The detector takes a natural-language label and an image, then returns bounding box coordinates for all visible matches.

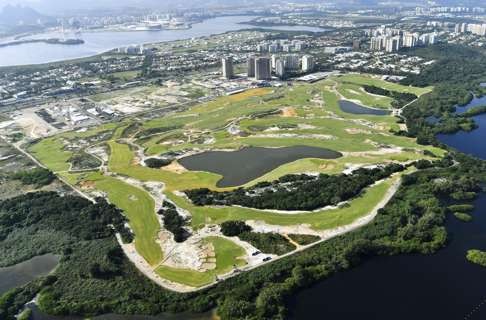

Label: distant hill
[0,4,53,27]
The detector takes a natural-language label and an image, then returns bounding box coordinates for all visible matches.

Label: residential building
[255,57,272,80]
[247,56,256,78]
[275,59,286,78]
[222,57,234,80]
[302,55,315,72]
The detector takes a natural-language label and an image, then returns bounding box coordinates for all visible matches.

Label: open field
[26,73,443,290]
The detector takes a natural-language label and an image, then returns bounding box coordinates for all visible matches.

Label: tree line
[185,164,405,211]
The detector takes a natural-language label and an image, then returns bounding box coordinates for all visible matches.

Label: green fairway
[29,138,73,172]
[337,82,393,109]
[88,173,163,266]
[155,236,246,287]
[336,74,433,96]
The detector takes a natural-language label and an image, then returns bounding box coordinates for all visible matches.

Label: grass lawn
[337,82,393,109]
[88,172,163,266]
[155,236,246,287]
[29,138,73,172]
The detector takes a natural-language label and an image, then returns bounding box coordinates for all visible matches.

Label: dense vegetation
[453,212,472,222]
[0,192,133,267]
[220,220,295,255]
[11,168,55,187]
[185,164,405,211]
[239,232,296,256]
[69,152,102,171]
[448,204,474,212]
[461,105,486,117]
[220,220,252,237]
[466,249,486,267]
[362,84,417,108]
[144,158,172,168]
[400,44,486,143]
[157,202,189,242]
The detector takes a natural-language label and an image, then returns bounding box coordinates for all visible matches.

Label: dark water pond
[289,192,486,320]
[0,254,59,295]
[179,146,342,187]
[338,100,390,116]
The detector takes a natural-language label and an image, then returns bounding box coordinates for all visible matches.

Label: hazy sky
[0,0,214,13]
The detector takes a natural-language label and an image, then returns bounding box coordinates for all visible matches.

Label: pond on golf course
[179,146,342,187]
[338,100,390,116]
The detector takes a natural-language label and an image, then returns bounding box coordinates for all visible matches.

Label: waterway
[0,254,59,295]
[437,96,486,159]
[0,16,325,67]
[338,100,390,116]
[289,96,486,320]
[178,146,342,187]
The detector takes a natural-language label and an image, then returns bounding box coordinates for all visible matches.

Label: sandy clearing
[281,107,297,117]
[346,128,373,135]
[162,161,188,174]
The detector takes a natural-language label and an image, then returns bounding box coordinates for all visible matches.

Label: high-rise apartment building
[222,57,234,80]
[247,56,256,78]
[301,55,315,72]
[255,57,272,81]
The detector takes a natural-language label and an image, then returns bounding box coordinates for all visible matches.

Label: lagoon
[0,16,325,67]
[0,254,59,295]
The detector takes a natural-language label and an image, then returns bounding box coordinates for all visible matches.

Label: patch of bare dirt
[281,107,297,117]
[162,161,188,174]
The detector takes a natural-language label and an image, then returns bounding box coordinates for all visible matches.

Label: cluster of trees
[239,232,295,256]
[11,168,55,187]
[157,202,189,242]
[399,44,486,144]
[186,164,405,211]
[362,85,417,107]
[144,158,172,168]
[461,105,486,117]
[220,220,252,237]
[453,212,472,222]
[466,250,486,267]
[0,192,133,267]
[69,152,102,171]
[220,220,295,255]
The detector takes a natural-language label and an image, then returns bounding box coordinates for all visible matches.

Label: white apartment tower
[302,55,315,72]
